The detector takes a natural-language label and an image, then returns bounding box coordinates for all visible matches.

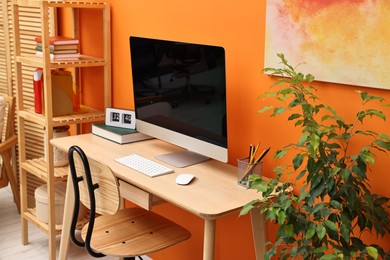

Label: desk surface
[51,134,264,219]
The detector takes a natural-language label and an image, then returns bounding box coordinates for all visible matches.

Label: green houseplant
[241,54,390,259]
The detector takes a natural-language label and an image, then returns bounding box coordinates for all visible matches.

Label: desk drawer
[118,180,163,210]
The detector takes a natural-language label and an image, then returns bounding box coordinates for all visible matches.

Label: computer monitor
[130,36,227,167]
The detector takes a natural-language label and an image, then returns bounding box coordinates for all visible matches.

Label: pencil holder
[237,157,262,187]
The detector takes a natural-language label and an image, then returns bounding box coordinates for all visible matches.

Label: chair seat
[81,207,191,257]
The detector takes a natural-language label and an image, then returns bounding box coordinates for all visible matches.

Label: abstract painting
[264,0,390,90]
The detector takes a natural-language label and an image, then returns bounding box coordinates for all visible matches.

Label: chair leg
[2,151,20,213]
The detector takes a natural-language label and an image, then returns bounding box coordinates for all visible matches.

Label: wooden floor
[0,185,151,260]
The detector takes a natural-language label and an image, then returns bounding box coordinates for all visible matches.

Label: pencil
[256,147,270,164]
[240,147,271,182]
[249,144,253,163]
[249,143,260,163]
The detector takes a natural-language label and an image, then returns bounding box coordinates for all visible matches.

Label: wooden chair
[0,94,20,213]
[68,145,191,259]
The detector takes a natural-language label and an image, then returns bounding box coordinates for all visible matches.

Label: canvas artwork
[264,0,390,90]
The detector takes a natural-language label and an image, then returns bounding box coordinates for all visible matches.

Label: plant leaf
[240,200,258,216]
[321,114,331,122]
[275,149,287,160]
[361,153,375,165]
[316,225,326,240]
[298,191,309,203]
[296,169,307,180]
[379,133,390,140]
[306,227,315,239]
[298,134,309,146]
[306,74,315,82]
[293,154,304,170]
[288,113,301,120]
[330,200,341,210]
[325,220,338,231]
[359,90,384,102]
[272,107,287,116]
[374,140,390,151]
[374,197,389,206]
[340,224,350,243]
[277,211,286,224]
[258,106,273,114]
[352,159,367,179]
[366,246,378,259]
[285,224,294,237]
[313,246,327,254]
[310,134,320,155]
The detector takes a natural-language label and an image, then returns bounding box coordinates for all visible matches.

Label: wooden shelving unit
[12,1,111,259]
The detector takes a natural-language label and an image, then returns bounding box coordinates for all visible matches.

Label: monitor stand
[155,150,209,168]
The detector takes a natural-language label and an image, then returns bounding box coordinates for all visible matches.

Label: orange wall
[75,0,390,258]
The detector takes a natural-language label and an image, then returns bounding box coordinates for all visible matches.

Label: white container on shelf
[44,125,70,166]
[35,182,87,224]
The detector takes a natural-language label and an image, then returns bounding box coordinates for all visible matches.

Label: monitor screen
[130,36,227,167]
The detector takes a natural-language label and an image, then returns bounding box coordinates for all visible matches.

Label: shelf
[18,106,105,127]
[16,55,106,69]
[21,158,68,181]
[14,0,108,9]
[23,208,63,235]
[24,208,89,234]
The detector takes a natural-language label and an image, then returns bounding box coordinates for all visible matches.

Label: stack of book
[35,36,80,60]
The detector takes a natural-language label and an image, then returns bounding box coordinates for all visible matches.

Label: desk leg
[250,209,267,259]
[203,219,216,260]
[58,175,75,260]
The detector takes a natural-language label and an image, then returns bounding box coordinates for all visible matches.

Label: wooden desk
[52,134,267,260]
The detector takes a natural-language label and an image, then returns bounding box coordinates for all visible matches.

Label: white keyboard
[115,154,174,177]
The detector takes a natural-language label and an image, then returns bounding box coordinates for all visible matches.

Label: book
[36,46,78,54]
[35,51,81,60]
[36,42,79,51]
[33,68,43,114]
[35,36,79,45]
[92,122,152,144]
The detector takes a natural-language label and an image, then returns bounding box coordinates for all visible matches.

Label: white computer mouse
[176,173,195,185]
